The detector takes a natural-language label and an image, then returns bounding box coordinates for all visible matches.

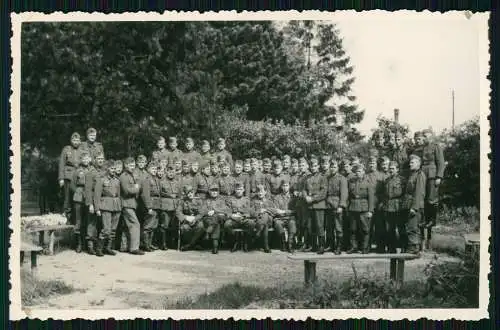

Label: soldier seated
[176,185,205,251]
[203,184,229,254]
[225,182,255,252]
[250,185,274,253]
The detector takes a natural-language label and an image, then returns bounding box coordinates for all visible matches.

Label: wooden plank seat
[21,242,43,272]
[288,253,420,286]
[24,224,74,255]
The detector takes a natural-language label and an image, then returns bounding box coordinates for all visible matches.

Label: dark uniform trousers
[407,209,424,248]
[99,211,121,242]
[349,211,372,250]
[63,179,73,214]
[309,209,325,237]
[203,214,224,240]
[385,211,404,251]
[73,202,86,236]
[122,208,141,251]
[273,215,297,236]
[325,210,343,248]
[143,210,159,236]
[224,217,256,233]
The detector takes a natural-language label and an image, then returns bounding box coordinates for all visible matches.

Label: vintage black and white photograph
[10,11,489,320]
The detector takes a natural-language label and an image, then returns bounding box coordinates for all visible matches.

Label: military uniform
[392,147,409,174]
[250,196,274,252]
[249,170,266,197]
[266,173,291,196]
[402,169,426,253]
[421,140,445,227]
[58,144,82,214]
[69,164,91,252]
[141,172,161,251]
[233,172,251,197]
[199,151,214,165]
[325,172,348,253]
[295,170,311,249]
[183,150,201,165]
[303,171,328,252]
[366,170,388,252]
[213,150,233,168]
[217,174,236,198]
[203,194,230,253]
[85,164,107,247]
[271,191,297,251]
[152,149,170,163]
[94,172,121,255]
[158,176,180,249]
[347,175,375,253]
[80,141,104,165]
[381,174,405,252]
[225,194,255,251]
[195,174,214,198]
[176,194,205,250]
[166,149,183,166]
[119,170,142,253]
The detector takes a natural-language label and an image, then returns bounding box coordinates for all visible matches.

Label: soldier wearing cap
[80,127,105,165]
[402,154,426,255]
[347,163,375,254]
[151,136,169,163]
[196,162,213,199]
[381,160,405,253]
[341,158,355,182]
[320,155,331,175]
[303,157,328,254]
[179,159,194,189]
[249,158,266,198]
[270,179,297,252]
[233,160,250,197]
[157,165,180,250]
[262,158,273,180]
[250,184,274,253]
[183,137,201,165]
[213,138,233,168]
[166,136,183,166]
[225,182,254,252]
[119,157,144,255]
[209,158,220,178]
[85,151,107,253]
[295,157,311,250]
[58,132,83,217]
[70,150,92,254]
[243,159,252,175]
[282,155,292,175]
[203,183,229,254]
[176,185,206,251]
[216,161,235,199]
[134,155,149,249]
[325,159,348,254]
[199,140,214,165]
[266,159,290,196]
[93,160,121,256]
[366,156,388,253]
[140,162,162,252]
[372,130,389,158]
[391,132,409,175]
[289,158,300,191]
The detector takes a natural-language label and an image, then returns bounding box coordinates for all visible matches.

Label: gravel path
[23,247,460,310]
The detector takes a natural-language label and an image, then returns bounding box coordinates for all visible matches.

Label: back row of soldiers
[59,127,445,256]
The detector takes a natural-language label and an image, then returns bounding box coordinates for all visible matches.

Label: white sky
[330,12,487,136]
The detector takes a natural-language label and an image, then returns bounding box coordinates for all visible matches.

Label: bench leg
[31,251,38,273]
[390,259,397,280]
[39,231,45,247]
[304,260,317,286]
[48,231,55,255]
[20,251,24,265]
[390,259,405,286]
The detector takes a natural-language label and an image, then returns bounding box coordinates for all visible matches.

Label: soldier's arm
[367,184,376,213]
[412,172,427,210]
[435,144,445,178]
[93,177,103,212]
[69,170,78,193]
[141,178,153,210]
[58,147,67,181]
[311,176,328,203]
[84,170,95,206]
[120,174,139,196]
[194,201,205,222]
[340,177,348,208]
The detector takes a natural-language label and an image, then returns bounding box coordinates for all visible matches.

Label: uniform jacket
[421,142,445,179]
[232,173,250,197]
[133,168,148,192]
[366,170,388,207]
[218,174,236,196]
[152,149,169,162]
[326,172,348,209]
[249,171,266,196]
[159,177,180,211]
[294,171,311,197]
[304,172,328,209]
[289,174,299,193]
[271,193,296,217]
[94,174,121,212]
[58,145,82,180]
[175,198,204,223]
[183,150,201,164]
[348,176,375,213]
[226,196,252,217]
[198,151,214,165]
[70,165,91,203]
[204,197,230,216]
[166,149,183,165]
[382,175,405,212]
[196,174,214,197]
[266,173,291,195]
[80,141,104,164]
[179,174,195,191]
[85,165,106,207]
[250,197,275,218]
[120,171,141,209]
[403,170,426,210]
[391,147,408,169]
[141,173,162,210]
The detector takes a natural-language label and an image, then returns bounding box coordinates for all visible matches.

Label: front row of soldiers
[67,146,427,256]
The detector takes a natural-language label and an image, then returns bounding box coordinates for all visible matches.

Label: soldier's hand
[337,207,343,214]
[148,209,154,215]
[208,210,215,216]
[59,180,64,187]
[293,191,299,197]
[89,205,94,214]
[435,178,442,186]
[96,210,101,216]
[409,208,416,216]
[134,183,140,189]
[305,196,312,203]
[366,212,373,218]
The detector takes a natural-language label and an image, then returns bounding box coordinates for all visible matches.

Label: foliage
[21,270,75,306]
[371,114,412,146]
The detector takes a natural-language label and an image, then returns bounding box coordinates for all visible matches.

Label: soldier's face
[137,160,146,169]
[251,161,258,171]
[235,187,244,197]
[182,164,190,174]
[211,166,220,175]
[115,164,123,174]
[148,167,158,176]
[209,190,219,198]
[167,169,175,179]
[174,161,181,169]
[424,133,432,142]
[234,164,243,174]
[186,141,194,150]
[343,164,351,173]
[157,139,166,149]
[368,161,377,172]
[81,156,91,166]
[186,191,195,199]
[282,183,290,193]
[330,163,339,174]
[388,137,396,147]
[257,189,266,199]
[377,136,385,147]
[217,142,225,150]
[321,162,329,172]
[87,132,96,142]
[283,159,291,168]
[222,166,231,175]
[310,163,319,173]
[125,162,135,172]
[243,164,251,172]
[396,136,403,147]
[389,164,399,176]
[201,144,210,153]
[202,167,211,175]
[71,137,81,147]
[274,165,283,175]
[96,156,105,167]
[409,158,420,170]
[299,162,307,173]
[355,168,365,178]
[415,136,425,146]
[108,166,116,176]
[381,160,390,172]
[157,169,164,178]
[263,163,271,173]
[291,163,299,173]
[191,163,199,173]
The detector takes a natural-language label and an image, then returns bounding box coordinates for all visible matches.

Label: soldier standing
[270,179,297,252]
[218,162,236,200]
[325,160,348,254]
[85,152,106,253]
[233,160,250,197]
[166,137,183,166]
[151,136,169,163]
[365,156,388,253]
[225,182,254,252]
[303,157,328,254]
[119,157,144,255]
[157,166,179,250]
[347,164,375,254]
[183,137,201,165]
[80,127,105,166]
[140,162,161,252]
[58,132,82,218]
[93,160,121,256]
[213,138,233,168]
[392,132,409,176]
[296,157,311,251]
[381,161,405,253]
[196,162,213,199]
[199,140,213,165]
[249,158,266,198]
[282,155,292,175]
[70,151,92,253]
[402,155,426,255]
[266,160,290,196]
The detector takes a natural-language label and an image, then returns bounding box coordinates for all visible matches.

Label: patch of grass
[21,271,76,306]
[435,206,480,236]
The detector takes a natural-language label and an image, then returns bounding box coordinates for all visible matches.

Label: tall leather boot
[361,233,370,254]
[159,229,167,250]
[87,240,96,255]
[104,238,116,255]
[334,235,342,255]
[231,231,240,253]
[212,239,219,254]
[301,232,312,252]
[317,236,325,255]
[142,232,152,252]
[149,231,158,250]
[74,234,82,253]
[242,232,249,252]
[280,234,287,252]
[347,234,358,254]
[263,228,271,253]
[287,234,295,253]
[181,228,205,251]
[95,239,104,257]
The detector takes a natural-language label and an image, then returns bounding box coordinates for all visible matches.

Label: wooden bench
[288,253,420,286]
[21,242,43,272]
[25,224,74,255]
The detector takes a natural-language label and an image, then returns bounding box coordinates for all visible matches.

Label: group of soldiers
[57,126,445,257]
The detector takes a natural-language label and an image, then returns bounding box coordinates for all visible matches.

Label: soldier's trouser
[99,211,121,242]
[296,203,309,241]
[159,211,174,230]
[73,202,86,236]
[255,214,271,248]
[406,209,424,249]
[425,178,440,226]
[181,221,205,246]
[86,212,99,241]
[325,210,343,248]
[349,211,372,250]
[122,208,141,251]
[385,211,404,251]
[63,179,72,213]
[143,210,159,235]
[274,216,297,236]
[204,215,223,240]
[309,209,325,237]
[373,210,386,249]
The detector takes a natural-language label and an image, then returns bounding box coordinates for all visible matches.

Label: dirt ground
[23,246,460,310]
